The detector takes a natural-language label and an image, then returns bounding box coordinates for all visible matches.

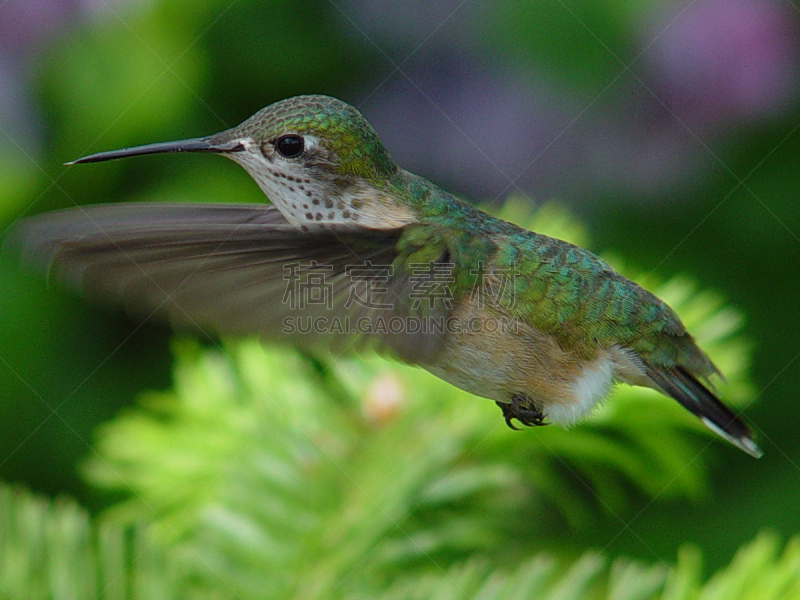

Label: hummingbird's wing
[8,202,449,362]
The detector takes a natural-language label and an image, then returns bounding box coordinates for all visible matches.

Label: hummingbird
[10,95,761,458]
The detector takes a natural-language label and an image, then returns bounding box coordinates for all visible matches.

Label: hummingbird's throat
[228,147,416,231]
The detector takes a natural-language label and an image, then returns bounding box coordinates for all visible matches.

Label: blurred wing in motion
[8,202,446,362]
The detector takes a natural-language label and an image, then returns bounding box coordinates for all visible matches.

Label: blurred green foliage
[1,0,799,592]
[4,481,800,599]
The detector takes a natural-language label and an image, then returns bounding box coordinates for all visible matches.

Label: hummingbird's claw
[504,413,521,431]
[497,396,548,429]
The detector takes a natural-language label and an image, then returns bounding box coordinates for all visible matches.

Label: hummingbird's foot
[498,395,548,430]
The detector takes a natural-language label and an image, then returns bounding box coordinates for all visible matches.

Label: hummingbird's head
[225,95,397,182]
[213,95,415,229]
[69,95,416,231]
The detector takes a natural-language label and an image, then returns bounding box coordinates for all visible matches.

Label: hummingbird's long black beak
[65,136,246,165]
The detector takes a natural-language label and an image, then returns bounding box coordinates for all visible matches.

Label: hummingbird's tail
[645,365,762,458]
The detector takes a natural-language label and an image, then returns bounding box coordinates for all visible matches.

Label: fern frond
[358,533,800,600]
[0,484,232,600]
[5,479,796,600]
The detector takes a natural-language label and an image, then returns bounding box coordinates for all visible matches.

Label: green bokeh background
[1,0,798,576]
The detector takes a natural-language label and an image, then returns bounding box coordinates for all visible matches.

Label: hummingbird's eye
[275,135,304,159]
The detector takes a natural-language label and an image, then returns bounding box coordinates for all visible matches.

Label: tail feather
[645,365,762,458]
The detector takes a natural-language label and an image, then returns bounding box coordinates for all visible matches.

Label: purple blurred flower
[357,59,588,203]
[0,0,83,57]
[0,0,84,153]
[644,0,800,126]
[334,0,490,59]
[344,0,800,204]
[0,0,138,153]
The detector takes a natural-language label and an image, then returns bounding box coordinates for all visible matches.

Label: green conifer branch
[3,485,798,600]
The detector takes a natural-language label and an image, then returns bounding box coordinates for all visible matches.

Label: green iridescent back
[485,216,716,374]
[394,179,717,376]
